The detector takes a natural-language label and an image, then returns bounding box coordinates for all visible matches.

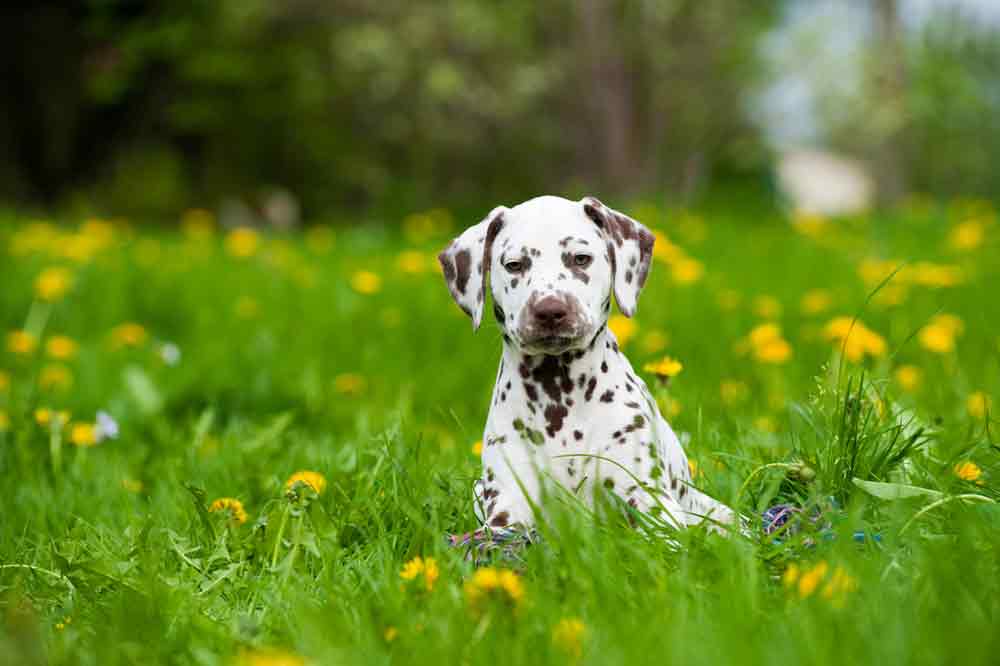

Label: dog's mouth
[522,334,579,354]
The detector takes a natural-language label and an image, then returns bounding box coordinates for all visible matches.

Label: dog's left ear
[438,206,507,330]
[581,197,655,317]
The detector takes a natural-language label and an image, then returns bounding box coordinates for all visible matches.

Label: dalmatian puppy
[438,195,734,532]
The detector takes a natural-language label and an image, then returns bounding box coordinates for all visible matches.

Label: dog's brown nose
[533,296,570,329]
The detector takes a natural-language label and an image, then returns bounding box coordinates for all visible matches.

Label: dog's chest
[486,342,662,481]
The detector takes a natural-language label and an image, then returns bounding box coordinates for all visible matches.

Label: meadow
[1,197,998,665]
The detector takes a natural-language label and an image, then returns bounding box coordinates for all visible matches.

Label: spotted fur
[439,195,735,533]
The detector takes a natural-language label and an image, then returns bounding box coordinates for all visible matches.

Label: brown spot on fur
[490,511,510,527]
[573,430,583,440]
[600,390,614,403]
[454,249,472,294]
[585,377,597,401]
[532,355,573,403]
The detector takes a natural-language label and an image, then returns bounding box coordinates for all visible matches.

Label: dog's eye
[504,260,524,273]
[573,254,593,268]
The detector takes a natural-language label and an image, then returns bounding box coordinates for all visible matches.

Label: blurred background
[2,0,998,223]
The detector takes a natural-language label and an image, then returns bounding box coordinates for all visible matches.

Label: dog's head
[438,195,654,355]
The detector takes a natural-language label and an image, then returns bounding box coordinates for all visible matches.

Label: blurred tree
[0,0,778,219]
[903,8,1000,197]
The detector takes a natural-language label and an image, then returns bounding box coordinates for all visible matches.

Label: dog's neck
[499,323,624,384]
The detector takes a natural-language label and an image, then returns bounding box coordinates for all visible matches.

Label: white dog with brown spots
[439,195,734,532]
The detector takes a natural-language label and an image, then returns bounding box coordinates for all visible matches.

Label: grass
[1,199,998,665]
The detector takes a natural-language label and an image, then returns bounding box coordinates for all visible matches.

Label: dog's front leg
[474,432,544,530]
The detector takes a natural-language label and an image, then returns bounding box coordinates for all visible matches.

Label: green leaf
[852,478,944,500]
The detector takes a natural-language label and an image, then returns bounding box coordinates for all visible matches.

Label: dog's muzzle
[519,294,586,352]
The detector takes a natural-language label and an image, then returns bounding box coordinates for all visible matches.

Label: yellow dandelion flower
[744,323,792,364]
[69,422,97,447]
[39,364,73,391]
[0,410,9,432]
[498,569,524,603]
[7,330,37,355]
[949,219,985,251]
[908,262,964,288]
[872,283,909,308]
[121,478,144,493]
[797,561,829,598]
[953,461,982,482]
[464,566,523,608]
[45,335,78,360]
[652,231,685,264]
[792,212,829,236]
[423,557,439,591]
[608,314,637,347]
[400,556,425,581]
[234,648,306,666]
[180,208,215,239]
[754,416,777,433]
[755,337,792,364]
[640,330,669,354]
[931,313,965,335]
[752,295,782,320]
[917,314,963,354]
[893,365,922,392]
[967,392,991,419]
[918,325,954,353]
[782,563,800,588]
[333,373,366,395]
[800,289,833,315]
[821,566,857,607]
[472,440,483,456]
[748,323,782,348]
[396,250,428,274]
[225,227,260,258]
[0,370,10,392]
[552,618,586,659]
[208,497,248,525]
[470,567,500,591]
[285,470,327,495]
[34,267,74,302]
[671,258,704,285]
[350,271,382,295]
[720,379,749,405]
[383,626,399,643]
[823,317,886,362]
[110,323,148,349]
[643,356,683,379]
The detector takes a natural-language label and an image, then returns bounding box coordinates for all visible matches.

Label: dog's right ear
[438,206,507,330]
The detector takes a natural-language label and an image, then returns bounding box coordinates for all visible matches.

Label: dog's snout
[532,296,570,328]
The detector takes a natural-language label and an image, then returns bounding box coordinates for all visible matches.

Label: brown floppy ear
[437,206,507,330]
[580,197,655,317]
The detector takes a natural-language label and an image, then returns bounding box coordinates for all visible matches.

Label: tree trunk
[576,0,637,193]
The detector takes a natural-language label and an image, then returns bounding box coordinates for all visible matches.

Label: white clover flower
[95,411,119,442]
[159,342,181,366]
